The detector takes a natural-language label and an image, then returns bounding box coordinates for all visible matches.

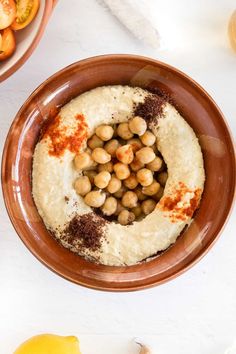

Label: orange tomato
[11,0,40,30]
[0,27,16,61]
[0,0,16,30]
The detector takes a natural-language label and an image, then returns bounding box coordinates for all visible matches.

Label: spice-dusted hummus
[32,85,205,266]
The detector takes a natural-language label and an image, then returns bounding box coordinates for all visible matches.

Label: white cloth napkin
[101,0,161,48]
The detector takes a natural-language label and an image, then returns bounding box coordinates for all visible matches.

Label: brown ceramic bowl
[0,0,57,83]
[2,55,236,291]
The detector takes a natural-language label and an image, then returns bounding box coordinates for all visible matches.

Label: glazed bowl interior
[2,55,235,291]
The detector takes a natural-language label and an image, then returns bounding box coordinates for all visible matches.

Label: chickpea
[140,130,156,146]
[142,180,160,196]
[130,157,144,172]
[92,148,111,164]
[107,175,122,194]
[74,152,94,171]
[98,161,113,173]
[83,170,97,184]
[142,199,156,215]
[85,160,98,171]
[104,139,120,157]
[74,176,91,196]
[118,210,135,225]
[157,172,168,186]
[132,203,142,218]
[86,162,98,171]
[102,196,117,216]
[116,144,134,164]
[113,185,127,199]
[114,162,130,180]
[127,138,143,153]
[84,190,106,208]
[146,156,163,172]
[124,173,138,189]
[94,171,111,189]
[135,186,148,201]
[117,122,134,140]
[136,147,155,164]
[87,134,104,149]
[114,200,126,215]
[153,186,164,201]
[136,168,153,186]
[122,191,138,208]
[95,124,114,141]
[129,116,147,136]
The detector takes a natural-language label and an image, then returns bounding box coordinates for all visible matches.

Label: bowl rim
[2,54,236,292]
[0,0,55,84]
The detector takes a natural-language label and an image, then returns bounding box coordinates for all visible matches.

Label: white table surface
[0,1,236,353]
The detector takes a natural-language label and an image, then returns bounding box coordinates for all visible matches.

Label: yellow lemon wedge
[14,334,81,354]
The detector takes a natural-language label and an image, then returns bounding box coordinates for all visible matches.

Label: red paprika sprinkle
[42,114,88,157]
[159,182,202,222]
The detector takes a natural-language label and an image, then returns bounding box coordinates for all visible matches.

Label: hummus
[32,85,205,266]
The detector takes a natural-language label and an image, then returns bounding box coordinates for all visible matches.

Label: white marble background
[0,0,236,353]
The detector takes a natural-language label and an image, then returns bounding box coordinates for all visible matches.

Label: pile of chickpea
[73,116,168,226]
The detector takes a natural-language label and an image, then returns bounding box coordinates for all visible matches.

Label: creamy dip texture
[32,85,205,266]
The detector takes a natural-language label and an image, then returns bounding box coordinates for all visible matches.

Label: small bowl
[2,55,235,291]
[0,0,56,83]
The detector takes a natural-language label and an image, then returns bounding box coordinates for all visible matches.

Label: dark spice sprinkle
[61,213,107,252]
[73,201,78,208]
[134,94,165,125]
[147,86,177,108]
[64,196,69,202]
[133,87,178,126]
